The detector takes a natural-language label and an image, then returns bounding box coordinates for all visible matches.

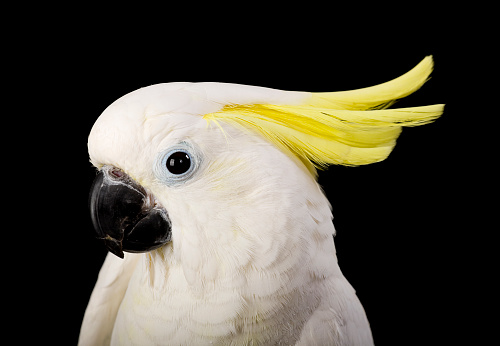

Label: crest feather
[203,56,444,168]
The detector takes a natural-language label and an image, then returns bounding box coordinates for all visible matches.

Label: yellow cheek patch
[203,56,444,168]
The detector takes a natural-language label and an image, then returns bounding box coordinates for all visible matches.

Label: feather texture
[79,253,140,345]
[204,56,444,167]
[83,58,444,345]
[310,55,437,110]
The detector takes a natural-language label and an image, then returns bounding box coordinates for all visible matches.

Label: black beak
[89,166,172,258]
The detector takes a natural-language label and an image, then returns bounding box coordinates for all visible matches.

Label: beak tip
[114,250,125,259]
[103,237,125,259]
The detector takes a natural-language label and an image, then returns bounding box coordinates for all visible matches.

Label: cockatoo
[80,56,443,345]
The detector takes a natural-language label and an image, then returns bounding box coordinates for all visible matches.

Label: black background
[13,7,475,345]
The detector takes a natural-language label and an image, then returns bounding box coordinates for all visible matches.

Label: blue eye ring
[154,142,201,186]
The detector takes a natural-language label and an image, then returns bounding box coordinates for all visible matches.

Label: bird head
[88,58,443,286]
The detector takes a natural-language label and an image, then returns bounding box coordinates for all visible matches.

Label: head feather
[203,56,444,168]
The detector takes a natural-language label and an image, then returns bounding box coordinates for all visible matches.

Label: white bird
[80,56,443,345]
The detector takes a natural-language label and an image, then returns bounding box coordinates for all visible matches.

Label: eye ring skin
[153,141,202,186]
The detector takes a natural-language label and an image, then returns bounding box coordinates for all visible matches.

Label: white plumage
[82,64,442,345]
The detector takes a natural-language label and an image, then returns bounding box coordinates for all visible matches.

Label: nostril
[110,167,124,178]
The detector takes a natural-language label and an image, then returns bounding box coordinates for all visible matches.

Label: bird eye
[166,151,191,175]
[154,142,201,186]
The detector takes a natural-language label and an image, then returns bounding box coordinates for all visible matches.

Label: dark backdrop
[17,12,470,345]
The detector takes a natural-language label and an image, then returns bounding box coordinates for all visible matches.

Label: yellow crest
[204,56,444,168]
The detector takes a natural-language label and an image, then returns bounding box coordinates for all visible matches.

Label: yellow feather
[309,55,436,110]
[204,56,444,168]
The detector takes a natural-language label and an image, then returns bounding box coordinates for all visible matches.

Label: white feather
[78,253,140,345]
[83,83,374,345]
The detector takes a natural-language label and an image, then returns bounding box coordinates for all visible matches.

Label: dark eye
[154,142,200,186]
[166,151,191,174]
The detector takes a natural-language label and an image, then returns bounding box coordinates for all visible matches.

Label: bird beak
[88,166,172,258]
